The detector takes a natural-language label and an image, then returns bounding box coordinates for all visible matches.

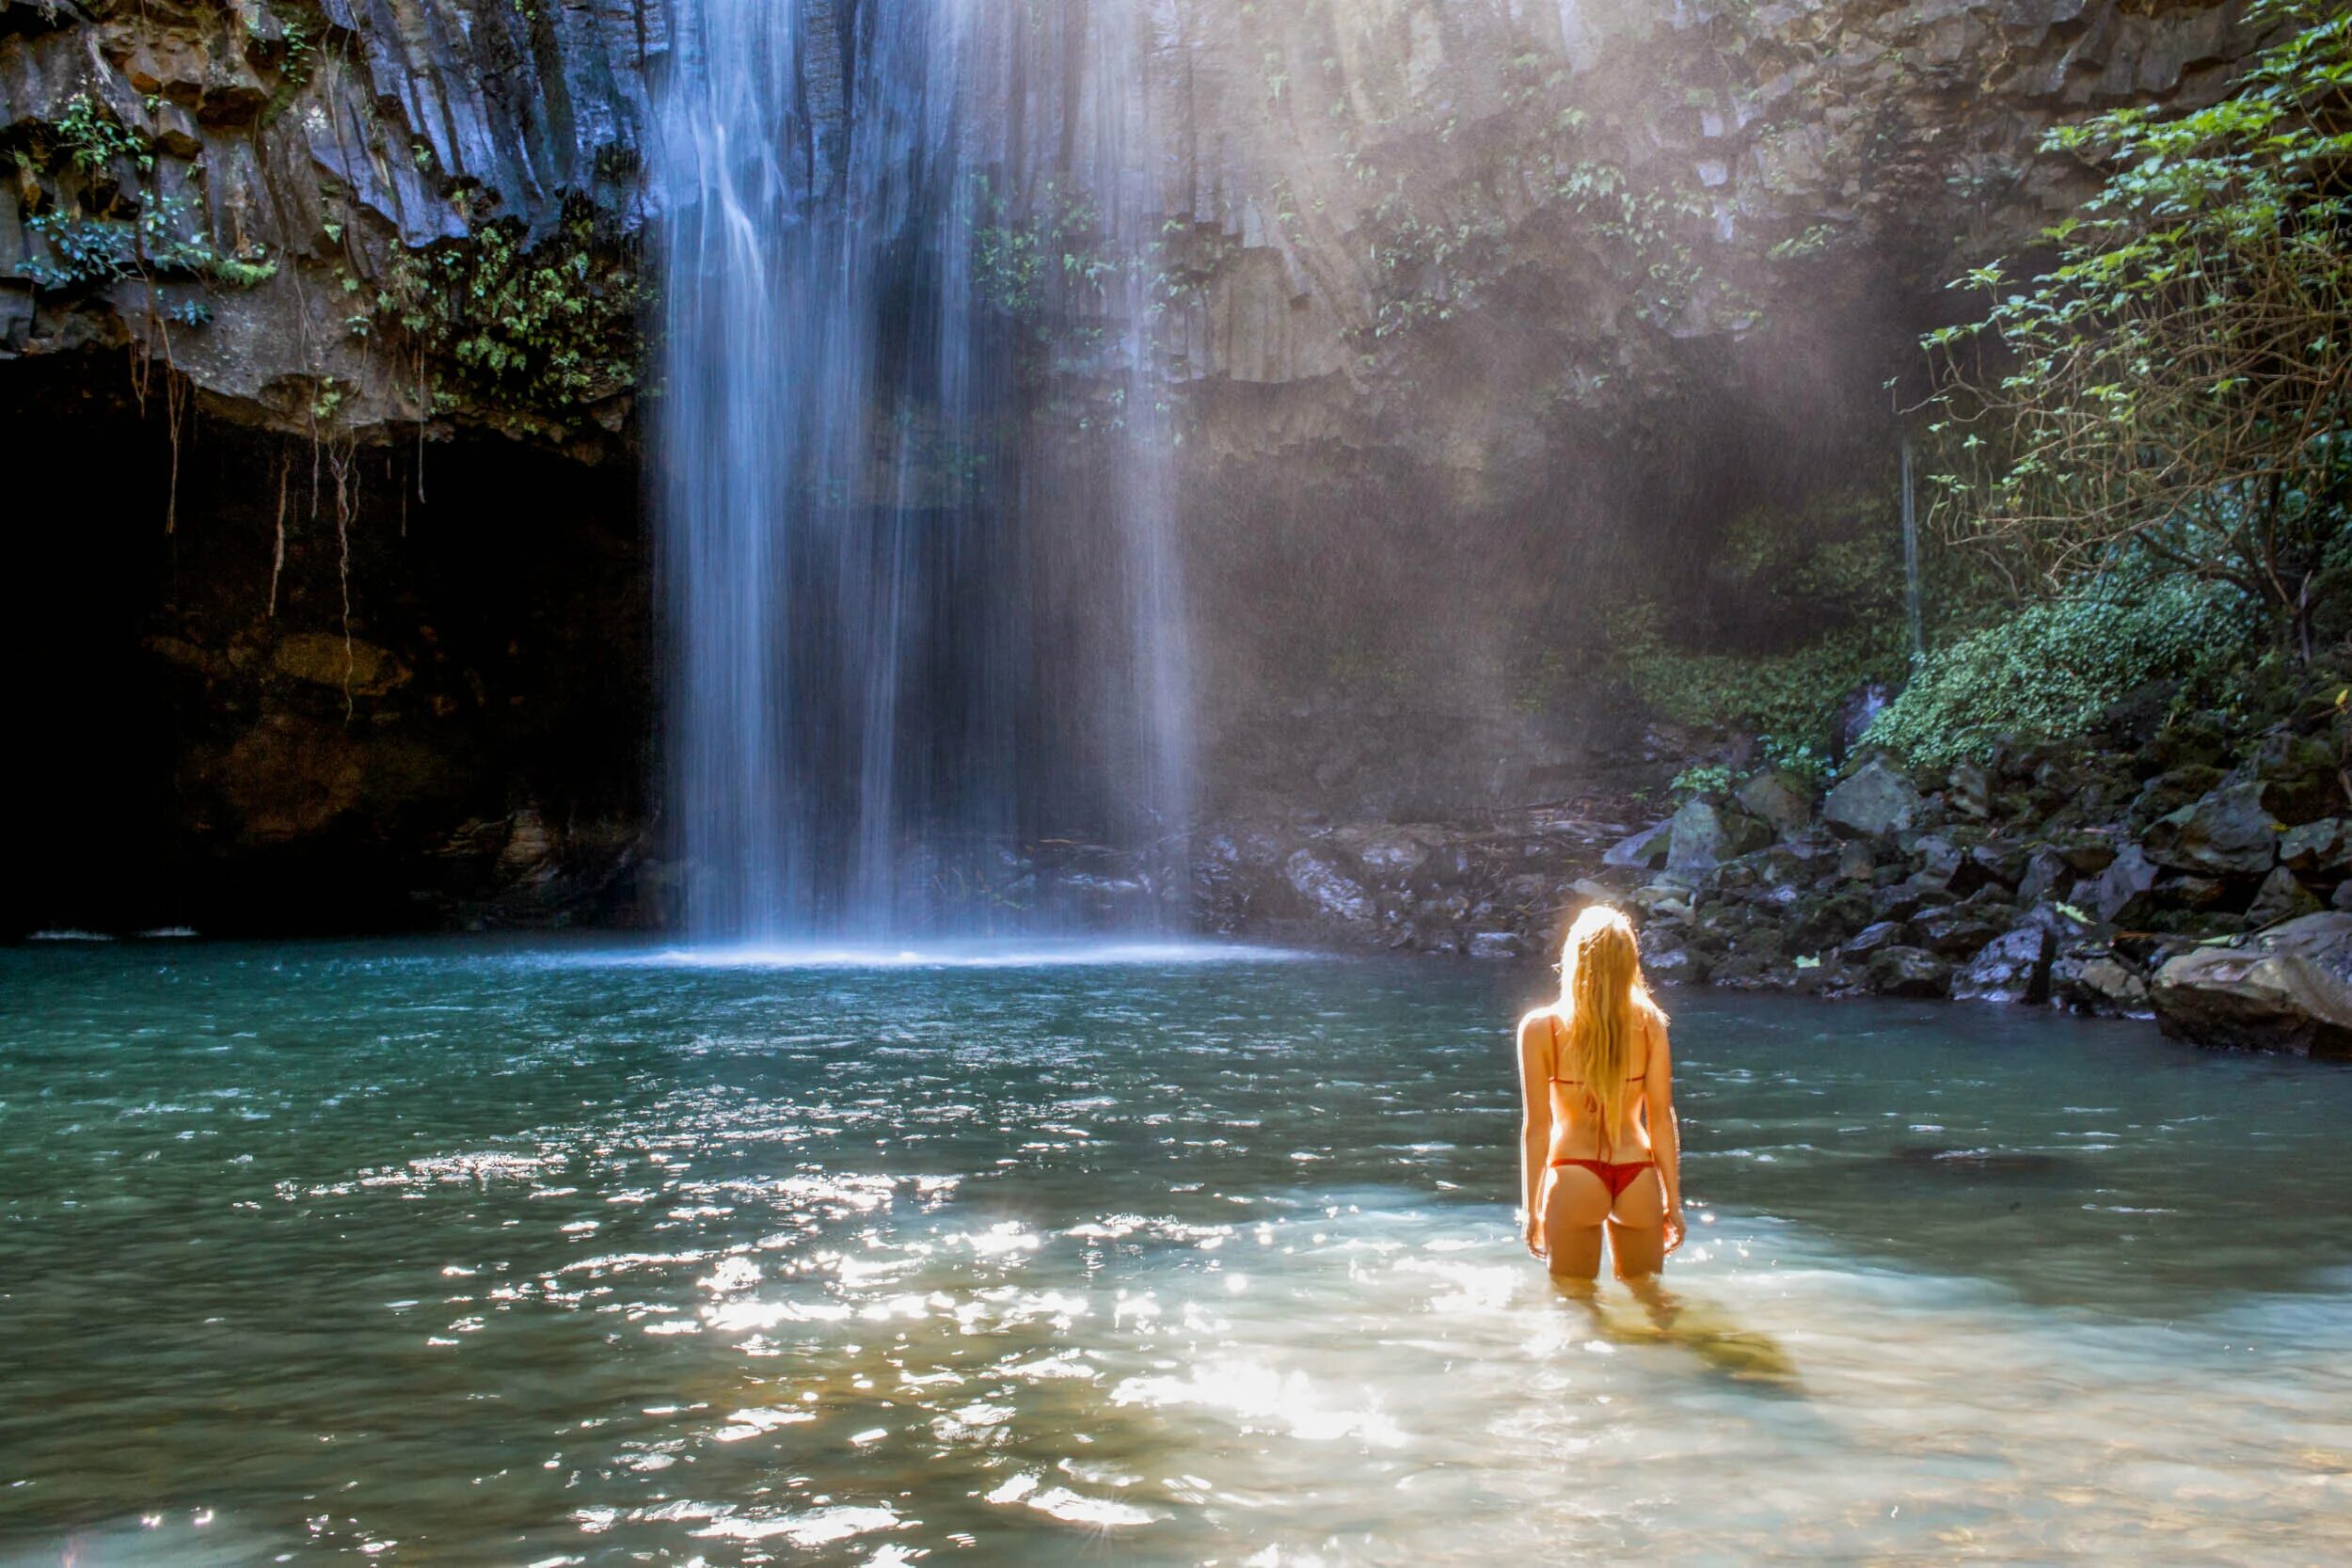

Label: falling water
[657,0,1190,941]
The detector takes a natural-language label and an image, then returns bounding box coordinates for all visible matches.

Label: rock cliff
[0,0,2270,933]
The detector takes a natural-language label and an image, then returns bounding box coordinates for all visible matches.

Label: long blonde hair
[1551,905,1661,1131]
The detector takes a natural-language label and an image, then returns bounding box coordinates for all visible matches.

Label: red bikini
[1546,1017,1656,1198]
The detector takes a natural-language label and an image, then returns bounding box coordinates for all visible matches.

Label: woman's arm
[1517,1013,1553,1258]
[1645,1013,1685,1253]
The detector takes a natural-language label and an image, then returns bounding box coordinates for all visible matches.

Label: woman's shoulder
[1515,1005,1563,1043]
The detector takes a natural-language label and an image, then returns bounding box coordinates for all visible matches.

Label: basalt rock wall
[1139,0,2258,817]
[3,0,669,932]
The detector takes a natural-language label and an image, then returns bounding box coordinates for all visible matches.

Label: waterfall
[656,0,1190,942]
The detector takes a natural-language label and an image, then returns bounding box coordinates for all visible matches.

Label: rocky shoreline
[1193,737,2352,1060]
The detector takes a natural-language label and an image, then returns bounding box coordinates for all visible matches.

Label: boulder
[2279,818,2350,877]
[1466,930,1523,961]
[2016,847,2071,907]
[1788,889,1873,952]
[1283,848,1375,927]
[2064,955,2152,1015]
[1823,759,1921,838]
[1709,952,1775,989]
[1630,880,1695,921]
[273,632,409,695]
[1839,920,1915,959]
[1963,843,2025,893]
[2130,765,2226,827]
[2018,900,2098,941]
[1836,839,1878,881]
[2142,782,2283,877]
[2152,874,2228,911]
[2244,865,2322,930]
[2249,733,2343,824]
[1736,767,1818,835]
[1952,926,2054,1004]
[1948,760,1993,819]
[2150,914,2352,1058]
[1910,835,1963,889]
[1666,797,1772,877]
[1868,945,1953,998]
[1336,826,1436,881]
[2087,844,2159,926]
[1643,942,1712,986]
[2057,837,2121,875]
[1602,820,1672,869]
[1915,899,2014,958]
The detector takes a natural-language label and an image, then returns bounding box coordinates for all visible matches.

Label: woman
[1518,905,1685,1281]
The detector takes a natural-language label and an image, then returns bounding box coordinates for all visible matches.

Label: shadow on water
[1551,1277,1806,1392]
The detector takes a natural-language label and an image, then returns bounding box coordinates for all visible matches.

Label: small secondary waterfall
[657,0,1190,941]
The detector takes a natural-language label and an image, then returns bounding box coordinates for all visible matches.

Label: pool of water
[4,939,2349,1564]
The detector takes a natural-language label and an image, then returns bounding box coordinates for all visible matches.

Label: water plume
[656,0,1190,940]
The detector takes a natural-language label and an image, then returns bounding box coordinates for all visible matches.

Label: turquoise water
[4,940,2350,1564]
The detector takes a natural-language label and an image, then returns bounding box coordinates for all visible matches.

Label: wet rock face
[1666,796,1772,878]
[1,0,2285,933]
[1194,730,2347,1055]
[2152,914,2352,1059]
[1953,926,2055,1006]
[1283,848,1376,929]
[1,0,659,442]
[1822,759,1923,839]
[2143,782,2286,878]
[1869,945,1952,998]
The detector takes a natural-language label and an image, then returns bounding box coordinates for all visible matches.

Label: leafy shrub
[971,178,1111,320]
[54,94,151,175]
[373,211,637,415]
[1922,0,2352,657]
[1861,573,2260,767]
[1613,600,1902,758]
[1758,736,1830,784]
[1670,763,1734,797]
[16,197,274,291]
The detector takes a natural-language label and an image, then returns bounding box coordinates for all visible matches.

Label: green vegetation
[1548,158,1714,328]
[1608,484,1916,761]
[369,211,639,416]
[972,179,1115,320]
[1860,570,2261,767]
[16,196,276,293]
[11,94,275,297]
[1670,762,1735,797]
[259,5,322,121]
[1616,605,1900,760]
[1359,187,1507,340]
[55,94,151,175]
[1923,0,2352,660]
[1837,0,2352,776]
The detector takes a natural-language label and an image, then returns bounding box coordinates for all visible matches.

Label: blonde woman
[1518,906,1685,1281]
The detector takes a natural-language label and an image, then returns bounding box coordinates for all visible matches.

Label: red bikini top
[1545,1016,1648,1088]
[1546,1015,1652,1162]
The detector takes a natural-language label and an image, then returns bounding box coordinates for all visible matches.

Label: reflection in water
[3,942,2351,1563]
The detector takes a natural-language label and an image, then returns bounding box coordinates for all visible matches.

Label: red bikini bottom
[1549,1157,1655,1200]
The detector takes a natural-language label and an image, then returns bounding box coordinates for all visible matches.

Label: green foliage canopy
[1861,569,2260,767]
[1923,0,2352,657]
